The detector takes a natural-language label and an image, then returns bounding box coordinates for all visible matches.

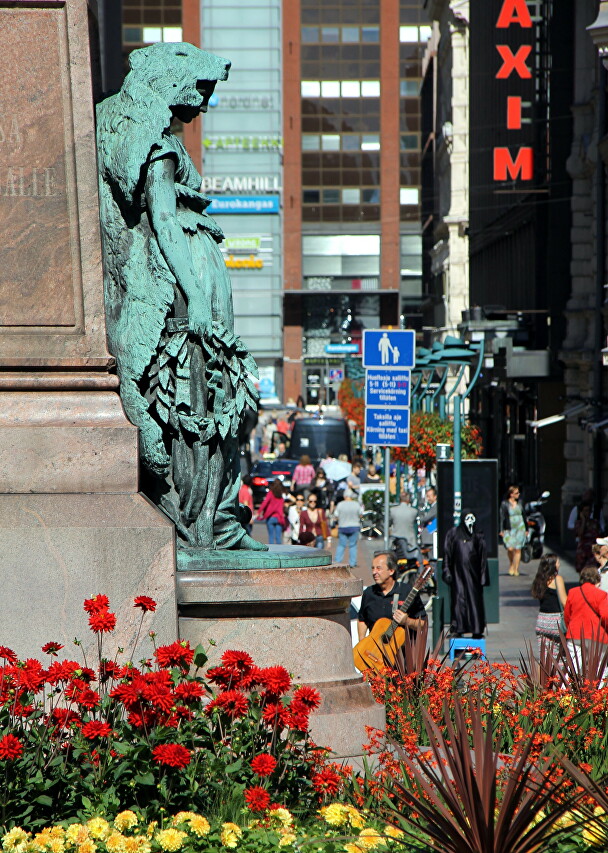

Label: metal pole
[384,446,391,549]
[453,394,462,527]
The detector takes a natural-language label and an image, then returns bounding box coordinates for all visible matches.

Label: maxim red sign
[493,0,534,181]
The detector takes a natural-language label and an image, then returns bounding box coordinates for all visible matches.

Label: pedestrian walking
[299,493,329,548]
[287,493,305,545]
[564,565,608,678]
[292,454,316,495]
[531,553,567,657]
[334,488,363,567]
[500,485,527,576]
[257,479,288,545]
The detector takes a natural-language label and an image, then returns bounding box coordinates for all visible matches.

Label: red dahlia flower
[83,594,110,614]
[0,646,17,664]
[293,685,321,710]
[88,610,117,633]
[74,688,101,710]
[174,681,204,702]
[250,753,277,777]
[312,767,342,796]
[221,649,254,672]
[155,641,194,670]
[0,734,23,760]
[46,660,82,685]
[261,702,292,729]
[41,641,64,656]
[134,595,157,612]
[152,743,191,768]
[244,786,271,812]
[81,721,112,739]
[205,689,248,719]
[15,659,46,692]
[259,666,291,696]
[205,665,234,688]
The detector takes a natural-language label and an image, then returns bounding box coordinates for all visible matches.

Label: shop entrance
[304,360,344,407]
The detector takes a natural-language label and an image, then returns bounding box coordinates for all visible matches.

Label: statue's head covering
[127,42,231,109]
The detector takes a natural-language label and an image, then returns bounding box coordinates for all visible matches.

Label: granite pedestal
[178,546,385,760]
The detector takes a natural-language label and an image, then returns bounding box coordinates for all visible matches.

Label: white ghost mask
[464,512,476,535]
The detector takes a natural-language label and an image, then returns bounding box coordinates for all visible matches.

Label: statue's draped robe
[97,83,259,548]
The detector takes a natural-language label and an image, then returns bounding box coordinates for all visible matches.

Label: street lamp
[588,3,608,63]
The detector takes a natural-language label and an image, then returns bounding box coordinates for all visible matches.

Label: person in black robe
[442,509,489,638]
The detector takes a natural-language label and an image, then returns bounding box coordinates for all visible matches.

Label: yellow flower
[48,839,64,853]
[76,842,96,853]
[220,824,242,849]
[86,821,110,843]
[145,826,156,841]
[278,834,297,848]
[66,826,89,846]
[33,830,53,851]
[382,826,404,840]
[105,833,126,853]
[582,807,608,847]
[114,813,139,833]
[187,817,210,838]
[49,832,64,842]
[170,815,194,827]
[320,804,349,827]
[3,828,30,852]
[270,809,293,828]
[344,844,362,853]
[357,829,386,849]
[344,807,365,830]
[154,830,186,853]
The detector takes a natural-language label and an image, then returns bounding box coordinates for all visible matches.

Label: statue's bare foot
[237,534,268,551]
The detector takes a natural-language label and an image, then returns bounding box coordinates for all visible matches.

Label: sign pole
[383,446,391,549]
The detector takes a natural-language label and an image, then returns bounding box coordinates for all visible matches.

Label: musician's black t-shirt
[358,578,427,631]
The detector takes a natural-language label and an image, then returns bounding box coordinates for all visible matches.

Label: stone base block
[0,494,176,662]
[178,554,385,760]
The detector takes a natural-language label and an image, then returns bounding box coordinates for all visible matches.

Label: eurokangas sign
[201,176,281,194]
[493,0,534,182]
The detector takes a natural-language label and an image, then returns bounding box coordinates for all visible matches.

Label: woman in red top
[564,565,608,678]
[299,493,328,549]
[257,479,287,545]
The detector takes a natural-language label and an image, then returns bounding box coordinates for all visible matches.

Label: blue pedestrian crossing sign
[362,329,415,369]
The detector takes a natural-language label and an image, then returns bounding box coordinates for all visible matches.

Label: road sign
[325,343,359,354]
[365,369,410,408]
[362,329,415,368]
[329,367,344,382]
[364,408,410,447]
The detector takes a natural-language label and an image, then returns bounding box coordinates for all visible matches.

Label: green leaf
[134,771,155,786]
[34,795,54,807]
[194,644,208,668]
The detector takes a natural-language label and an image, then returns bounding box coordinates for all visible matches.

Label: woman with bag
[499,485,527,576]
[564,565,608,678]
[531,553,567,656]
[299,493,329,549]
[257,479,288,545]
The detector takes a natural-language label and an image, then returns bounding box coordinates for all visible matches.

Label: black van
[287,417,352,464]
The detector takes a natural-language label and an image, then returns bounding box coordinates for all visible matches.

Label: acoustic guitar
[353,563,435,673]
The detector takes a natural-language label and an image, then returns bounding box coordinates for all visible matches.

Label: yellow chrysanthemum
[145,825,156,842]
[187,817,210,838]
[32,831,52,850]
[76,841,96,853]
[47,839,64,853]
[220,824,242,850]
[344,843,362,853]
[382,826,404,840]
[278,834,297,848]
[344,807,365,830]
[3,828,30,852]
[49,832,64,842]
[170,815,195,827]
[320,804,349,827]
[105,833,126,853]
[155,830,186,853]
[114,813,139,833]
[66,826,89,846]
[86,821,110,842]
[357,829,386,849]
[271,809,293,828]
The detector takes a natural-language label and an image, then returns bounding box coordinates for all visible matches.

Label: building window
[321,80,341,97]
[341,80,361,97]
[321,27,340,42]
[303,190,321,204]
[323,189,340,203]
[400,79,419,97]
[302,135,321,151]
[361,81,380,97]
[400,187,419,205]
[301,80,321,97]
[302,26,319,43]
[321,134,340,151]
[399,25,430,43]
[361,134,380,151]
[342,189,361,204]
[361,27,380,42]
[401,134,419,150]
[342,27,359,42]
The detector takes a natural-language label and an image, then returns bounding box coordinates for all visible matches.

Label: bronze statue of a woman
[96,42,266,553]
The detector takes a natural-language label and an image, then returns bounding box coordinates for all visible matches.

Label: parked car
[249,458,299,505]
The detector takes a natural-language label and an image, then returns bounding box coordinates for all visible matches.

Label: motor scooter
[521,490,550,563]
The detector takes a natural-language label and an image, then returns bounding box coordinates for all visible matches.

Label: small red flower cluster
[84,594,117,634]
